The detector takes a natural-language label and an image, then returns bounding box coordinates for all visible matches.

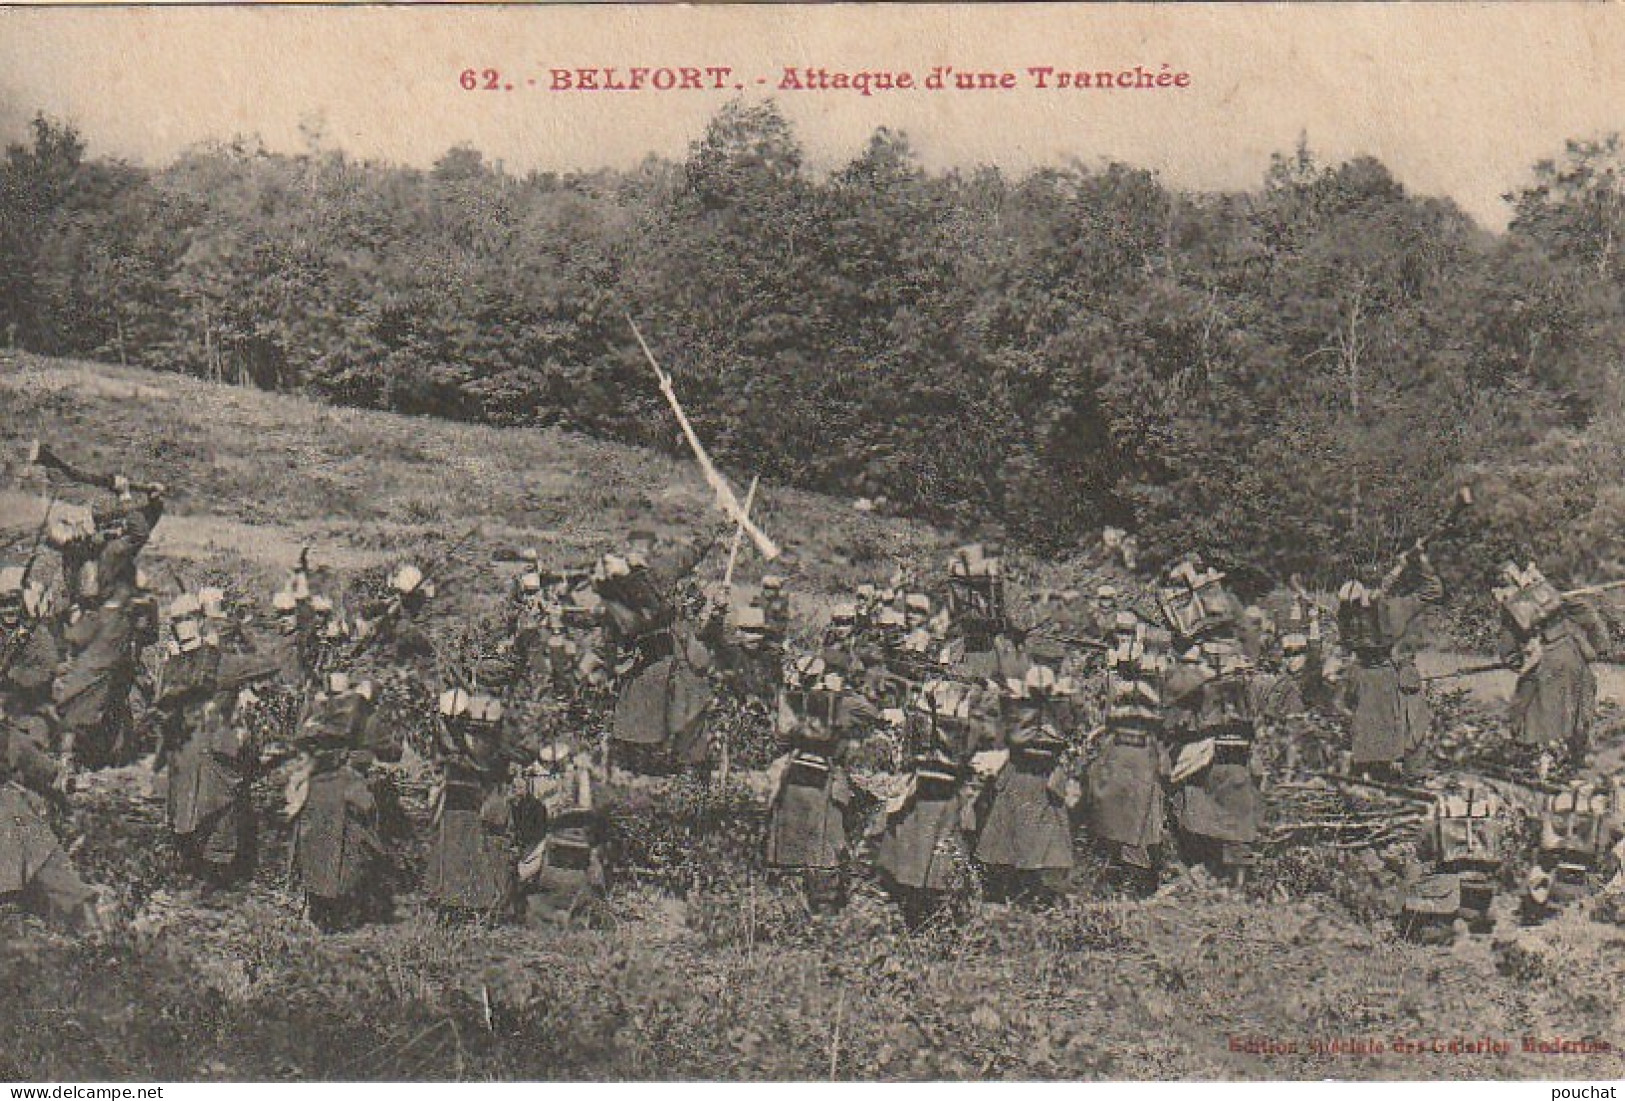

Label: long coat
[56,597,153,763]
[1344,659,1429,766]
[166,701,254,866]
[765,751,852,870]
[295,759,388,901]
[974,732,1074,872]
[875,766,973,891]
[1505,621,1597,750]
[1170,752,1260,844]
[1088,730,1167,850]
[426,760,516,913]
[0,727,67,896]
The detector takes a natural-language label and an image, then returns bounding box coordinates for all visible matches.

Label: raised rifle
[1383,485,1474,586]
[27,439,164,496]
[624,315,780,561]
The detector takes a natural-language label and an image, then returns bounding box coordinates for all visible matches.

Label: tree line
[4,102,1625,595]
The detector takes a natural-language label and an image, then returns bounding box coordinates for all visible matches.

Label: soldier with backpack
[1495,562,1602,775]
[1336,552,1444,782]
[288,672,404,930]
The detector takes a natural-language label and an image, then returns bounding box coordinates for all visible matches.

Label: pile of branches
[1264,774,1430,851]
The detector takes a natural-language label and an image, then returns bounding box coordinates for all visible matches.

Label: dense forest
[4,101,1625,592]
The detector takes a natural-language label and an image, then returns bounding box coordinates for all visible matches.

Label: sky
[1,3,1622,228]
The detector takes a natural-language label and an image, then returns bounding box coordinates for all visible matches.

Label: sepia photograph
[1,1,1624,1085]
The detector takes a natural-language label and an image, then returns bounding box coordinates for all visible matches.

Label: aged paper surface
[2,2,1625,1087]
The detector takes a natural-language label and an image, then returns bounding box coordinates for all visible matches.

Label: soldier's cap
[1281,632,1309,654]
[597,554,632,580]
[761,574,784,591]
[829,602,857,624]
[468,695,503,725]
[905,593,932,612]
[1113,610,1140,634]
[310,594,334,615]
[1097,584,1120,601]
[519,571,543,594]
[200,587,228,619]
[536,740,574,765]
[855,583,876,601]
[517,548,540,563]
[327,671,351,694]
[392,564,428,596]
[271,589,299,614]
[173,618,204,652]
[168,593,202,621]
[1337,580,1374,607]
[877,608,906,629]
[439,687,471,718]
[734,606,767,631]
[789,654,826,684]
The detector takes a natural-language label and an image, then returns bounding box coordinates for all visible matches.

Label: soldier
[1495,562,1600,774]
[759,574,791,649]
[597,525,724,771]
[358,564,437,671]
[516,741,609,926]
[975,665,1077,902]
[873,686,978,928]
[1336,551,1443,781]
[288,673,403,931]
[272,549,347,687]
[1520,775,1624,924]
[0,712,109,932]
[54,567,159,767]
[765,657,872,912]
[1400,785,1507,943]
[945,543,1005,652]
[1163,637,1263,886]
[147,592,224,795]
[1088,613,1171,894]
[426,689,520,920]
[165,656,279,890]
[31,442,167,615]
[1,566,59,744]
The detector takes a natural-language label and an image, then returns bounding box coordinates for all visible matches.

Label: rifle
[624,315,780,560]
[1383,485,1474,586]
[1423,660,1508,684]
[1559,578,1625,601]
[27,439,163,496]
[1025,629,1112,653]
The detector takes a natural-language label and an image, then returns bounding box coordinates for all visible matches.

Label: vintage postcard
[1,2,1624,1088]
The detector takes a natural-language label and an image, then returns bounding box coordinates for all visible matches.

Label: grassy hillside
[1,354,1623,1083]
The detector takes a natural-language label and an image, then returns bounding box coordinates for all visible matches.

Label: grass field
[1,353,1623,1082]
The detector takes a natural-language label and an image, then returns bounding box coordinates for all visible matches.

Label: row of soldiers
[1,446,1621,939]
[756,540,1623,937]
